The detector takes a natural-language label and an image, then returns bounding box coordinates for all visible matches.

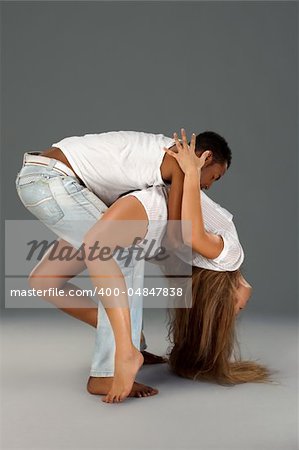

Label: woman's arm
[182,167,224,259]
[164,129,224,259]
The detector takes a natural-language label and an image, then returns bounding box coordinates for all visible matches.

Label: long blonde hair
[166,266,272,385]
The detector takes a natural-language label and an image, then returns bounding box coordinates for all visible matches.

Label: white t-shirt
[52,130,175,206]
[123,186,244,272]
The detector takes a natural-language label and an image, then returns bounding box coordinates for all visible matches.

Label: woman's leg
[83,243,144,403]
[29,234,143,403]
[29,239,159,397]
[29,240,165,364]
[88,251,158,398]
[16,159,153,401]
[28,238,98,326]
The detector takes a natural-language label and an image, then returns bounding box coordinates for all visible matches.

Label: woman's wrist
[185,167,200,178]
[185,168,201,189]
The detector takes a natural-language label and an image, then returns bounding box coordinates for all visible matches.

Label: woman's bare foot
[87,376,158,398]
[141,350,168,365]
[102,347,144,403]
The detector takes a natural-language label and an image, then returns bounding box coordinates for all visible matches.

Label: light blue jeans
[15,152,147,377]
[90,254,145,377]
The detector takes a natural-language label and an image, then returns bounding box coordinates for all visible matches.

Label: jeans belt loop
[46,158,57,171]
[22,152,27,167]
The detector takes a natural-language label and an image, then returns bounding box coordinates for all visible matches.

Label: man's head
[193,131,232,190]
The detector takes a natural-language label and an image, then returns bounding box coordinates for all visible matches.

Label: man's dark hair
[194,131,232,168]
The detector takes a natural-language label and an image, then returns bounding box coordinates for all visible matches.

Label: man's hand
[164,128,211,174]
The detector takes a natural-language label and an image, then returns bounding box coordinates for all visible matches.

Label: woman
[88,186,270,399]
[162,133,270,384]
[88,131,270,396]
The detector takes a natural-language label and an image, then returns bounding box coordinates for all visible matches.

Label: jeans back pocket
[16,175,64,226]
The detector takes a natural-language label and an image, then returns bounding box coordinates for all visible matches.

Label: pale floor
[0,309,298,450]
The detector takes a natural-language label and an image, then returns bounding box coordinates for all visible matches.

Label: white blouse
[123,186,244,272]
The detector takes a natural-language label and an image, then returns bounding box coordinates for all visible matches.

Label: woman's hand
[163,128,212,174]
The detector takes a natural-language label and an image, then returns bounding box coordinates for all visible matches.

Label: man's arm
[163,158,185,249]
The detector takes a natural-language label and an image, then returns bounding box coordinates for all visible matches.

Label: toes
[119,391,129,402]
[102,393,116,403]
[103,385,158,401]
[149,389,158,396]
[134,390,145,398]
[134,388,159,398]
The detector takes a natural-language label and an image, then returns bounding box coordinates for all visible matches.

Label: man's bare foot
[87,376,158,398]
[102,347,144,403]
[142,350,168,365]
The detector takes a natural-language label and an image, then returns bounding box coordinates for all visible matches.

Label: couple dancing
[15,128,271,403]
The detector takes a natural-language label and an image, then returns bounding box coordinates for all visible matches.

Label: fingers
[173,131,183,151]
[163,147,178,160]
[181,128,195,152]
[180,128,188,150]
[190,132,196,153]
[173,129,196,154]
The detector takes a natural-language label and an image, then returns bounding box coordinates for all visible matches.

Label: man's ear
[205,150,214,166]
[196,149,214,167]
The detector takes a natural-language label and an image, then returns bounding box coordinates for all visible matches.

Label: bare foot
[102,347,144,403]
[87,376,158,398]
[142,350,168,365]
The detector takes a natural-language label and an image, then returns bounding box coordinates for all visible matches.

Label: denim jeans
[15,152,147,375]
[90,253,145,377]
[15,152,109,249]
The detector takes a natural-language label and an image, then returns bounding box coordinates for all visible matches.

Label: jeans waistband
[22,152,77,178]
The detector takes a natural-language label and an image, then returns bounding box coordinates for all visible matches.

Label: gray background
[1,0,297,315]
[1,2,298,450]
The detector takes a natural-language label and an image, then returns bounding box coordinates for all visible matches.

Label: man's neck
[160,144,178,182]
